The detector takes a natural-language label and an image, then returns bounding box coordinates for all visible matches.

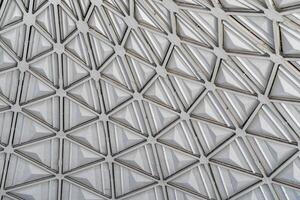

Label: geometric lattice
[0,0,300,199]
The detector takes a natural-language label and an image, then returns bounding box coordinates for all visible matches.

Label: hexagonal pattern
[0,0,300,199]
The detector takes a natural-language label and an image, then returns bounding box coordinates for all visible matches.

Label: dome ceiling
[0,0,299,199]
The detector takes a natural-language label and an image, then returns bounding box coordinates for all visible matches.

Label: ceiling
[0,0,299,199]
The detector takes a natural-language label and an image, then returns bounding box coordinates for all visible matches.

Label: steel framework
[0,0,299,199]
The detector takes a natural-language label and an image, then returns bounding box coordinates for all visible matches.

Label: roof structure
[0,0,299,199]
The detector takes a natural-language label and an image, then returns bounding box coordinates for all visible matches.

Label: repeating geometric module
[0,0,300,199]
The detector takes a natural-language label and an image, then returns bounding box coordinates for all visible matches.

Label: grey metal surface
[0,0,299,199]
